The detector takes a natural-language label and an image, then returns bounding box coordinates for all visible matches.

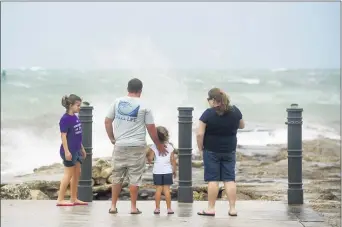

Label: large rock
[56,189,71,199]
[25,180,60,199]
[107,175,113,184]
[192,160,203,168]
[95,178,107,186]
[95,159,111,169]
[93,184,111,193]
[1,184,32,199]
[33,163,63,173]
[100,167,113,179]
[93,159,111,180]
[30,190,49,200]
[120,188,130,197]
[92,166,102,179]
[25,180,60,190]
[193,191,205,201]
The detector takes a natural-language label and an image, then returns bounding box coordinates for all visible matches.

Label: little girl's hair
[156,126,169,143]
[61,94,82,111]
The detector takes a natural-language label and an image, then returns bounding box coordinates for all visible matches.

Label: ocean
[1,68,340,178]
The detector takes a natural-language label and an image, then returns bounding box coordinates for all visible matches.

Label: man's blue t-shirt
[199,105,242,153]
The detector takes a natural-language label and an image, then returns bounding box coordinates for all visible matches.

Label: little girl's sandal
[154,208,160,214]
[167,209,174,214]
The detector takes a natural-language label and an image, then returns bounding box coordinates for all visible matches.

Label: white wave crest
[227,78,260,85]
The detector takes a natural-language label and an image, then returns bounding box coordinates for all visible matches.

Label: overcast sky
[1,2,340,69]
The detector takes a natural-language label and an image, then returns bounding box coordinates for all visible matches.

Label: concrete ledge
[1,200,326,227]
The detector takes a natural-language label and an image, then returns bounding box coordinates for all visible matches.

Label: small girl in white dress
[146,126,177,215]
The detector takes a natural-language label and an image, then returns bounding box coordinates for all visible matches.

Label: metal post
[286,103,303,205]
[177,107,194,203]
[78,102,93,202]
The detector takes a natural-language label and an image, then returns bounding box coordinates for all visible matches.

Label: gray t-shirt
[106,96,154,147]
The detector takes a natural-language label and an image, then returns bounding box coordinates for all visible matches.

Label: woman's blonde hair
[208,88,231,116]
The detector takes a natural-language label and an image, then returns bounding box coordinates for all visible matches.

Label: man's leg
[127,147,146,214]
[129,184,139,212]
[110,147,126,213]
[111,183,123,212]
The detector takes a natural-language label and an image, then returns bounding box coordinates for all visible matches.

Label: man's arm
[105,117,115,142]
[145,108,168,155]
[105,103,116,144]
[146,123,160,144]
[146,124,167,154]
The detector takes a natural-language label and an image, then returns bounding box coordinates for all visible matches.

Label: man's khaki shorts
[111,146,147,186]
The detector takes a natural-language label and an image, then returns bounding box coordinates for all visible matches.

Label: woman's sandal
[197,210,215,216]
[228,212,238,216]
[109,208,118,214]
[130,208,142,215]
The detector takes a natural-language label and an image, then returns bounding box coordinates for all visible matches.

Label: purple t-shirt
[59,113,82,155]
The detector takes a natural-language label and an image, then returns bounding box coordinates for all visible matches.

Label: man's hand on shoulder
[157,143,168,156]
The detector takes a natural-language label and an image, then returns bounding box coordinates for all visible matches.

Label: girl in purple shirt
[56,94,88,206]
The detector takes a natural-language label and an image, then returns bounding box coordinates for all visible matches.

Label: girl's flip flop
[167,210,174,214]
[74,202,88,206]
[56,203,75,207]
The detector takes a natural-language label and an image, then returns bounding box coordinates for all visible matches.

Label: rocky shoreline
[1,138,340,226]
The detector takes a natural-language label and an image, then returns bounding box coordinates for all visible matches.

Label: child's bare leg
[57,167,74,204]
[163,185,172,209]
[155,186,163,210]
[70,162,87,204]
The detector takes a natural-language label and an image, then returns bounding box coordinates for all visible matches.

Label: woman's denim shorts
[203,150,236,182]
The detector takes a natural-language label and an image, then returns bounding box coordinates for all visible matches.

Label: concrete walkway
[1,200,329,227]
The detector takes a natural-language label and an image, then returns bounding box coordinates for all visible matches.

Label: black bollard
[286,103,303,205]
[78,102,94,202]
[177,107,194,203]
